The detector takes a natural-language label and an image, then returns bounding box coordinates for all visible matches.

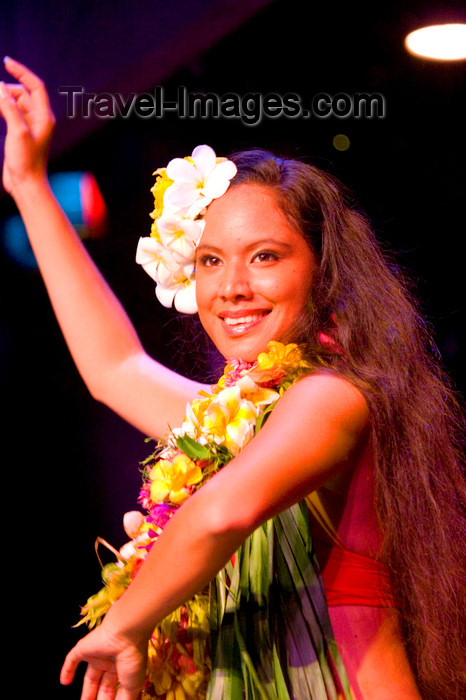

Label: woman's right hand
[0,57,55,195]
[60,618,148,700]
[0,57,203,438]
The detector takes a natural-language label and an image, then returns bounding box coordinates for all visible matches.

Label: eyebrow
[196,238,293,253]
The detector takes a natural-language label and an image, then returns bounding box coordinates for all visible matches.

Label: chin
[216,335,273,362]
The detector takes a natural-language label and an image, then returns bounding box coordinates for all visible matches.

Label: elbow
[86,375,109,403]
[193,485,262,545]
[81,369,109,404]
[82,358,129,407]
[82,368,122,413]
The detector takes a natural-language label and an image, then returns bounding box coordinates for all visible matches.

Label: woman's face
[195,184,316,361]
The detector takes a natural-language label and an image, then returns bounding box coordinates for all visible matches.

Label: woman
[0,58,464,700]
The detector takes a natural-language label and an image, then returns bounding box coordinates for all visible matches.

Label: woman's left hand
[60,620,148,700]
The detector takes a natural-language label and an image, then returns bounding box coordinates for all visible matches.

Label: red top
[315,540,399,608]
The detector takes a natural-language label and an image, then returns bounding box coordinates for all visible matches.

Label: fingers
[2,56,55,133]
[60,647,81,686]
[60,629,146,700]
[3,56,46,97]
[1,83,27,99]
[0,80,28,130]
[60,644,115,685]
[82,666,119,700]
[61,657,140,700]
[61,649,120,700]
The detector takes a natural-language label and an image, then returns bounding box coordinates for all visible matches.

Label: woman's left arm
[61,373,370,698]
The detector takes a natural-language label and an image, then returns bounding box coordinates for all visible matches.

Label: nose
[218,260,253,302]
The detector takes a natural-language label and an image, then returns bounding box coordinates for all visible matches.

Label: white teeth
[223,314,259,326]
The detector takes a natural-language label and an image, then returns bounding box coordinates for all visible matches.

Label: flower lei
[135,145,237,314]
[76,341,312,700]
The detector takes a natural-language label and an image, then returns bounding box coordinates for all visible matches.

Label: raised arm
[0,58,204,437]
[60,372,370,699]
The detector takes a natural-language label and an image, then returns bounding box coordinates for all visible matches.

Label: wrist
[102,596,154,648]
[8,171,51,203]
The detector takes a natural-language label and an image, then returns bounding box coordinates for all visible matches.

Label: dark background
[0,1,464,695]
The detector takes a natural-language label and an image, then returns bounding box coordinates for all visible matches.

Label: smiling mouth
[220,311,270,336]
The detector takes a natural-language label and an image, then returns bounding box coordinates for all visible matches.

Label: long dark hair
[228,149,466,699]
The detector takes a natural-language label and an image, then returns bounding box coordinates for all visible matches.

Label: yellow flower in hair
[150,167,174,221]
[150,218,161,241]
[137,145,237,314]
[150,454,203,505]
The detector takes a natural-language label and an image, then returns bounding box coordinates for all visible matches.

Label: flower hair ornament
[135,145,237,314]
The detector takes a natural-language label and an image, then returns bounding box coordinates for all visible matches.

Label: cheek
[295,274,313,302]
[194,271,212,308]
[276,270,313,307]
[195,277,218,337]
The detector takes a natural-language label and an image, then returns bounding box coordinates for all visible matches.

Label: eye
[252,250,279,263]
[198,254,222,267]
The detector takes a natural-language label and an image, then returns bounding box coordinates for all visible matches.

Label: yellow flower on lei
[150,453,203,505]
[257,340,304,370]
[176,385,278,455]
[202,385,258,454]
[234,373,281,408]
[251,340,311,385]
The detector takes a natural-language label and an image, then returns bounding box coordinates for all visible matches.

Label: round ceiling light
[405,23,466,60]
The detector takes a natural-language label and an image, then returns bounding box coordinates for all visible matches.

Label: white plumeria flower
[185,197,210,220]
[156,257,192,287]
[171,402,199,439]
[173,277,198,314]
[202,386,259,454]
[156,267,198,314]
[156,213,205,264]
[226,418,255,453]
[173,399,202,439]
[136,145,237,313]
[164,144,237,210]
[135,236,179,283]
[236,374,280,408]
[172,423,195,439]
[172,422,209,445]
[136,237,196,313]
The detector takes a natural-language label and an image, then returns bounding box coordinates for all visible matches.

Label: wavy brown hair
[228,149,466,699]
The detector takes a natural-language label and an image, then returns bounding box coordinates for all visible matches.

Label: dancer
[1,58,464,700]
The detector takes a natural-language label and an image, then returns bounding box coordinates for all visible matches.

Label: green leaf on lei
[176,434,212,461]
[254,401,278,435]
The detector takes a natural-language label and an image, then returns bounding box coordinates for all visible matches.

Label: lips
[219,310,270,336]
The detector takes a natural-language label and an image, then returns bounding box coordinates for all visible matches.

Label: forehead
[200,184,302,247]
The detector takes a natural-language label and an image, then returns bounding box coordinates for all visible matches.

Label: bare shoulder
[196,370,372,531]
[275,371,370,437]
[245,370,371,492]
[206,370,372,527]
